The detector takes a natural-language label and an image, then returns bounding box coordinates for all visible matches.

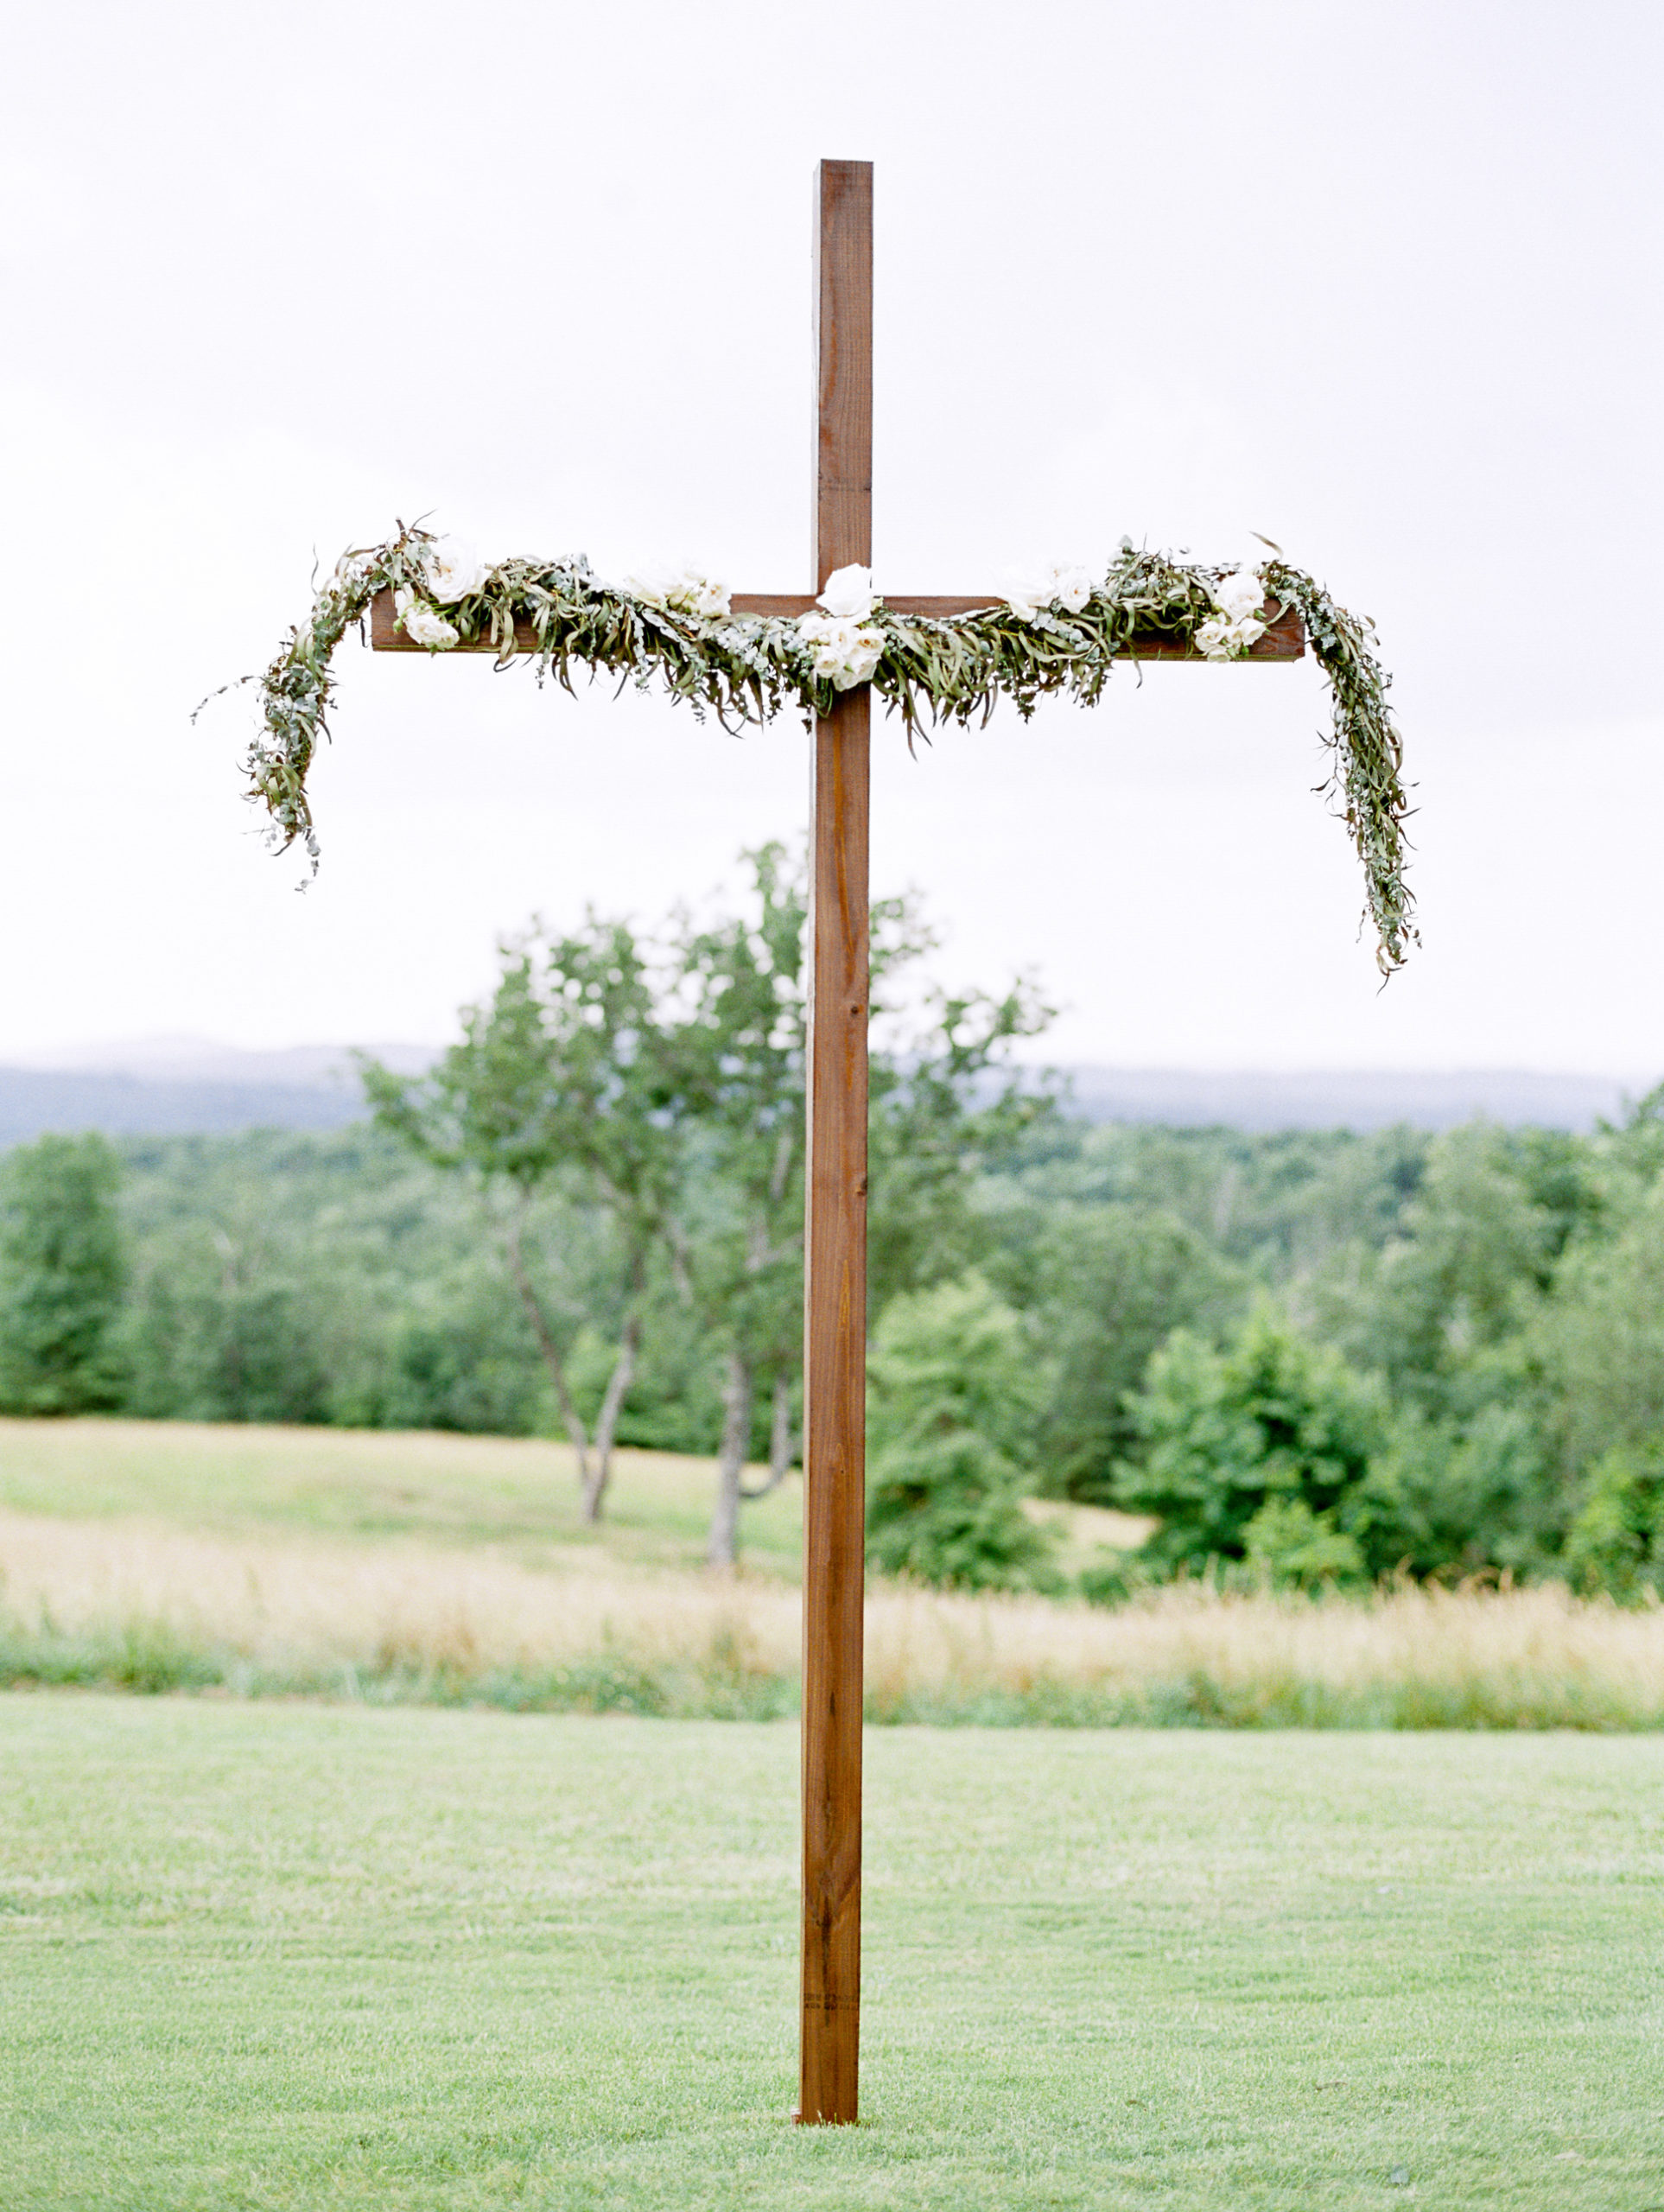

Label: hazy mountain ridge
[0,1045,1641,1144]
[1051,1067,1640,1134]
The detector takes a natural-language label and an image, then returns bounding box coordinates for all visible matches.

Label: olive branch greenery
[231,525,1416,974]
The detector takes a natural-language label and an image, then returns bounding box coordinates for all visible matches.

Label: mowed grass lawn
[3,1700,1661,2211]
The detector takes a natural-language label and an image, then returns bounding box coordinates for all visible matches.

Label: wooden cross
[370,158,1301,2127]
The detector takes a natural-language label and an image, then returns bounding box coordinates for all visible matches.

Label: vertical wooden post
[798,156,872,2130]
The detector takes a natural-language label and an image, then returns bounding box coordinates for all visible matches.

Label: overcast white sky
[2,0,1658,1073]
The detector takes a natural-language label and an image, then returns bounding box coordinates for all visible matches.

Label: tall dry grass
[3,1506,1661,1726]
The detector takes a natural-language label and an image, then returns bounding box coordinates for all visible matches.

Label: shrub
[1562,1440,1664,1598]
[1119,1306,1388,1586]
[866,1275,1059,1592]
[0,1133,128,1414]
[385,1304,548,1436]
[1026,1207,1236,1504]
[1362,1399,1559,1578]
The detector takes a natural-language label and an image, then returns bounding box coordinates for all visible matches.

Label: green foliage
[0,1133,128,1414]
[988,1117,1430,1279]
[1534,1182,1664,1474]
[1354,1397,1566,1574]
[1260,556,1416,972]
[566,1303,728,1457]
[1363,1399,1558,1579]
[383,1295,551,1437]
[30,996,1664,1592]
[1013,1206,1236,1503]
[238,527,1414,971]
[865,1275,1059,1592]
[1562,1439,1664,1598]
[669,841,1051,1374]
[365,912,685,1511]
[365,918,679,1230]
[1120,1306,1388,1584]
[356,843,1051,1557]
[1317,1122,1565,1421]
[667,843,810,1407]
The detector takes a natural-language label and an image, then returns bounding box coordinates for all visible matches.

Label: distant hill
[0,1043,1644,1145]
[0,1040,435,1147]
[0,1066,368,1145]
[1051,1067,1642,1134]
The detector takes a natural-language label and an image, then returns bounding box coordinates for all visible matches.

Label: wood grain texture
[800,682,868,2131]
[798,155,872,2132]
[353,150,1312,2146]
[370,588,1305,661]
[814,160,873,591]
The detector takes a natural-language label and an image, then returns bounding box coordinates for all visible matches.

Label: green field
[0,1415,1140,1581]
[3,1699,1660,2210]
[0,1414,808,1575]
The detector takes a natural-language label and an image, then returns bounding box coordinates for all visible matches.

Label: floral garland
[232,527,1416,974]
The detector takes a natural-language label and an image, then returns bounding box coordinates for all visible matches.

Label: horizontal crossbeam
[367,588,1305,660]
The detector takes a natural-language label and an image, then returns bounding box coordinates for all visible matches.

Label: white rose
[621,562,730,620]
[1004,562,1093,624]
[1046,562,1094,614]
[421,537,491,604]
[830,624,885,689]
[684,572,731,621]
[664,563,729,621]
[395,587,460,650]
[1002,570,1050,625]
[817,564,877,620]
[620,563,672,607]
[1211,568,1264,621]
[1226,614,1267,652]
[797,612,883,689]
[1194,614,1234,660]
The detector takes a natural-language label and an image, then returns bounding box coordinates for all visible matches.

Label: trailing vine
[226,526,1416,974]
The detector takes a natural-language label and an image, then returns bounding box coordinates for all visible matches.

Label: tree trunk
[583,1309,641,1524]
[707,1349,754,1571]
[502,1210,593,1500]
[770,1369,794,1487]
[740,1371,797,1501]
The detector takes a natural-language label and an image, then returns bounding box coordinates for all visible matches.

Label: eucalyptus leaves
[238,526,1416,974]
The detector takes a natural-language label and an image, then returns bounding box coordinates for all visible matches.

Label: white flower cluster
[422,537,492,603]
[1005,561,1095,625]
[621,560,731,623]
[372,534,1269,671]
[796,564,884,690]
[386,537,492,651]
[394,587,460,651]
[1194,567,1268,659]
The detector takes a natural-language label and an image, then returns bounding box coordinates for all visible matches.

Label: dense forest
[3,853,1662,1598]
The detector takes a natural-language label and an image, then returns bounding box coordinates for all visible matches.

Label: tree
[1119,1306,1388,1585]
[117,1128,429,1430]
[865,1274,1058,1592]
[670,846,810,1568]
[0,1133,128,1414]
[672,845,1051,1568]
[1362,1398,1555,1579]
[365,916,680,1522]
[1534,1183,1664,1471]
[1316,1122,1565,1423]
[1019,1207,1236,1503]
[1561,1439,1664,1598]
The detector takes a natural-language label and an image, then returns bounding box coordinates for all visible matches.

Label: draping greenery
[229,527,1415,973]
